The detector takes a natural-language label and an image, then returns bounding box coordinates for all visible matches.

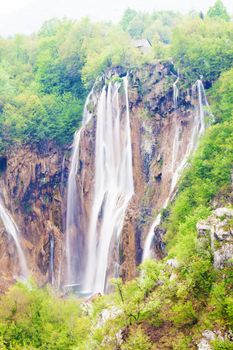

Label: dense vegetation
[0,15,163,151]
[0,0,232,349]
[1,0,232,151]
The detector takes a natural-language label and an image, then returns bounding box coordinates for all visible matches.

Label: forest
[0,0,232,150]
[0,0,232,349]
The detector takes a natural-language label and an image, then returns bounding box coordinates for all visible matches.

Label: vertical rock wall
[0,144,67,290]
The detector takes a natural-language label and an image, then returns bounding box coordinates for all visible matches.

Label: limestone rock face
[119,63,197,277]
[198,338,212,350]
[0,143,68,291]
[97,307,122,328]
[197,330,231,350]
[197,208,233,269]
[197,331,216,350]
[214,244,233,269]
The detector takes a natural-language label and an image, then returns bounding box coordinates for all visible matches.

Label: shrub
[121,327,152,350]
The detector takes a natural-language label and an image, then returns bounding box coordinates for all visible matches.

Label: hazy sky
[0,0,232,37]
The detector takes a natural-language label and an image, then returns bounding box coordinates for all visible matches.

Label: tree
[120,8,138,31]
[211,67,233,122]
[207,0,230,21]
[171,18,233,83]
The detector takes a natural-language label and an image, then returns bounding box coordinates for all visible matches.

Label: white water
[65,91,93,285]
[143,79,213,261]
[61,154,66,197]
[83,77,134,294]
[0,198,28,279]
[173,74,179,109]
[192,79,214,132]
[49,234,55,285]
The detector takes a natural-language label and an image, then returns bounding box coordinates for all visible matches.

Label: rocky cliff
[0,144,68,291]
[121,63,195,280]
[0,62,199,291]
[66,62,199,285]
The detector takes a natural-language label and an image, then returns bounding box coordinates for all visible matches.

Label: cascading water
[83,77,134,294]
[173,74,179,109]
[65,92,93,285]
[0,198,28,279]
[192,79,214,133]
[60,154,66,197]
[143,79,213,261]
[49,234,55,285]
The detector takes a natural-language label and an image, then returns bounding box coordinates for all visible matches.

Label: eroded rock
[197,208,233,269]
[0,143,66,291]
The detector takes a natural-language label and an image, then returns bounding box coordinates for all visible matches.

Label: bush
[0,283,90,350]
[212,339,233,350]
[170,301,197,327]
[121,327,152,350]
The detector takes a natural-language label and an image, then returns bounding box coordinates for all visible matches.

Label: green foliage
[212,339,233,350]
[0,10,182,150]
[0,283,90,350]
[210,67,233,123]
[121,327,152,350]
[172,335,192,350]
[112,261,160,326]
[3,92,83,145]
[0,21,85,149]
[120,8,138,32]
[120,8,181,44]
[3,8,232,149]
[207,0,230,21]
[80,24,147,87]
[170,301,197,326]
[210,281,233,328]
[171,18,233,83]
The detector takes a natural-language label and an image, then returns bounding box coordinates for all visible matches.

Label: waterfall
[173,74,179,109]
[65,92,93,285]
[0,198,28,279]
[192,79,214,133]
[49,234,55,285]
[170,119,180,174]
[83,77,134,294]
[143,79,213,261]
[60,154,66,197]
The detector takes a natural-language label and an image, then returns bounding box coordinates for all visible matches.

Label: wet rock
[197,330,229,350]
[197,331,215,350]
[115,329,124,346]
[197,208,233,269]
[203,330,217,341]
[97,307,122,328]
[0,143,66,290]
[166,258,179,268]
[196,222,211,236]
[214,244,233,269]
[214,207,233,218]
[198,338,212,350]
